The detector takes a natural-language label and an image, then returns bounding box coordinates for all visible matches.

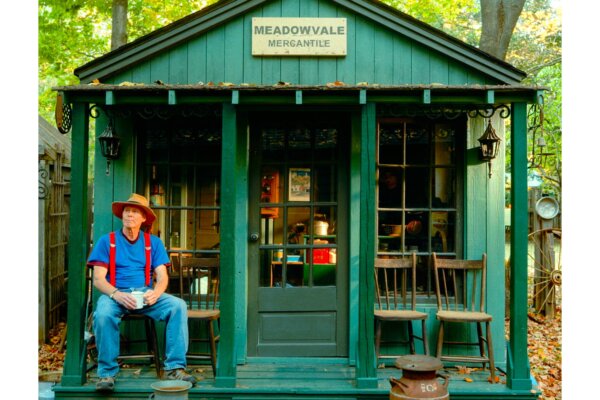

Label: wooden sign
[252,18,347,56]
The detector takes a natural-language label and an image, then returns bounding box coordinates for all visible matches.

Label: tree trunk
[479,0,525,60]
[111,0,128,50]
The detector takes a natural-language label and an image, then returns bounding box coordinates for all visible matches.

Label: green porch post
[61,102,90,386]
[355,103,378,388]
[507,102,532,390]
[216,103,246,387]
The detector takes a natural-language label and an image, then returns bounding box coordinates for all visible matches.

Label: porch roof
[55,83,544,106]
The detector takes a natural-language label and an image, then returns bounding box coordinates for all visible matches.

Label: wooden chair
[374,253,429,360]
[179,257,220,375]
[85,265,162,377]
[118,314,162,377]
[432,253,496,382]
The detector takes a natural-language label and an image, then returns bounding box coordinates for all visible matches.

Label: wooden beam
[295,90,303,105]
[105,91,115,105]
[359,89,367,105]
[168,90,177,105]
[422,89,431,104]
[355,103,378,388]
[507,102,532,390]
[61,102,90,386]
[486,90,495,104]
[231,90,239,105]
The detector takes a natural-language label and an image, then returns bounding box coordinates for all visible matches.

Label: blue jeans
[93,288,189,378]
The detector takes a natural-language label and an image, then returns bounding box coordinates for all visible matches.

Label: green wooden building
[53,0,542,398]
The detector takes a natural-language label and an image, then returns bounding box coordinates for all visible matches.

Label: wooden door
[247,111,349,357]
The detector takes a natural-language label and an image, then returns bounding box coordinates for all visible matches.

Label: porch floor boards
[52,363,540,399]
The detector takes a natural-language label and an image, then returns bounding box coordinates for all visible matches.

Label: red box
[312,248,330,264]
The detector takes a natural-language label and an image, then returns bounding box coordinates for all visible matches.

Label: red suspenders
[108,231,152,287]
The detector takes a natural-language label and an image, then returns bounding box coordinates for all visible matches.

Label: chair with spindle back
[179,257,220,376]
[374,253,429,360]
[432,253,496,382]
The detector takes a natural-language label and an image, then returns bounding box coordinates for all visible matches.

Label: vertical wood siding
[106,0,494,86]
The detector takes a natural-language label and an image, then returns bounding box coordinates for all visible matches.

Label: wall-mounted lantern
[98,119,121,175]
[478,119,501,178]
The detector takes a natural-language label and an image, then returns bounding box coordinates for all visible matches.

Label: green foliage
[38,0,219,124]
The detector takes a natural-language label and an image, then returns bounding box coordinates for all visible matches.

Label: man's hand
[143,289,161,306]
[113,291,138,310]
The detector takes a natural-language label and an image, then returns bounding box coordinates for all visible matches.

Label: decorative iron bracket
[377,104,511,120]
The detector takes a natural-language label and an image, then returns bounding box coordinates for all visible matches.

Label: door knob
[249,232,260,242]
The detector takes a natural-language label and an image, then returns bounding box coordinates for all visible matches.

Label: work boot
[165,368,198,385]
[95,376,115,392]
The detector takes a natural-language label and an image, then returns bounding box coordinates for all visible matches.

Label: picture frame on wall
[289,168,311,201]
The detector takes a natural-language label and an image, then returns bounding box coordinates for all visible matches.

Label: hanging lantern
[98,119,121,175]
[478,119,501,178]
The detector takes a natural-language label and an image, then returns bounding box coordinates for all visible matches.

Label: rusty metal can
[389,355,449,400]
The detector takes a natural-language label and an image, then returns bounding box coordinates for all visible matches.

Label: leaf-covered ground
[40,315,562,399]
[506,309,562,400]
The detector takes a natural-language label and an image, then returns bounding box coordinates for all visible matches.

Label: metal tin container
[389,355,449,400]
[313,221,329,236]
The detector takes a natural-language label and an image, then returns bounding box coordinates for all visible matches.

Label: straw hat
[112,193,157,226]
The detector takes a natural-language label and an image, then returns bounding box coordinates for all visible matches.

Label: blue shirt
[87,230,170,289]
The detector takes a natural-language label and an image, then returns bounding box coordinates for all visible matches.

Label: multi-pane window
[376,117,462,294]
[137,113,222,259]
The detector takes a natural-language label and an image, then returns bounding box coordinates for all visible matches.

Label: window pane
[432,168,455,208]
[195,167,220,207]
[285,249,305,287]
[405,211,428,252]
[378,124,404,165]
[379,168,403,208]
[405,123,430,164]
[431,211,456,253]
[195,209,220,250]
[405,168,429,208]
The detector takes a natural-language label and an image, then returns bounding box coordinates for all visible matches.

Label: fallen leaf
[464,377,473,383]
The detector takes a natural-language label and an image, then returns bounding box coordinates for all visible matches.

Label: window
[376,117,462,294]
[137,112,222,259]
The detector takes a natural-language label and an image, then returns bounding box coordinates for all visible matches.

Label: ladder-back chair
[179,257,220,375]
[374,253,429,360]
[432,253,496,382]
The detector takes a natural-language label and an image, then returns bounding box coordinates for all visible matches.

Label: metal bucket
[389,355,449,400]
[149,380,192,400]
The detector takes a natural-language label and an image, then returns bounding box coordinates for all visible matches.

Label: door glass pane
[288,128,312,161]
[314,165,337,202]
[260,249,275,287]
[285,249,305,287]
[195,168,220,207]
[260,211,284,245]
[261,128,286,162]
[286,207,310,245]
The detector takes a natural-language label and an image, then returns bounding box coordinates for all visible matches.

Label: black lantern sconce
[478,119,501,178]
[98,117,121,175]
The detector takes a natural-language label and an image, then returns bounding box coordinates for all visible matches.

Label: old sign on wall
[252,18,347,56]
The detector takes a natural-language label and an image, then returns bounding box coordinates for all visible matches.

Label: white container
[131,291,145,309]
[314,221,329,236]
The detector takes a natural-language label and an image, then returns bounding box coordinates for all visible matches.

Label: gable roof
[74,0,526,84]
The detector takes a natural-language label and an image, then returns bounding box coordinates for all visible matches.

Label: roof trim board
[74,0,526,85]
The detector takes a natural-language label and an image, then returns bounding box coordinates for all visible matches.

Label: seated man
[87,193,196,392]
